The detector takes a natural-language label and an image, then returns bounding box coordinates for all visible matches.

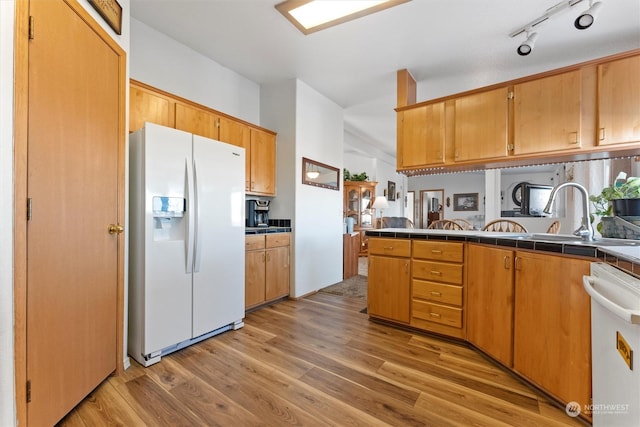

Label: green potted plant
[590,174,640,236]
[590,175,640,217]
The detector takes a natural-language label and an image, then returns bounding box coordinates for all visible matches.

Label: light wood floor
[58,292,587,426]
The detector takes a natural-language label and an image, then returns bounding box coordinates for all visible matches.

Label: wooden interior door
[25,1,123,425]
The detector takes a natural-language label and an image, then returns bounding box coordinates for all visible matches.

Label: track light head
[517,32,538,56]
[575,1,602,30]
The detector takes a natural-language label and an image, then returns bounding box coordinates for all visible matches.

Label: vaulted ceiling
[130,0,640,159]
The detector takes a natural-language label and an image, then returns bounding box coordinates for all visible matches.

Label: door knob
[108,224,124,235]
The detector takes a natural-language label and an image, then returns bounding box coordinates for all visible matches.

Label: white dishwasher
[583,262,640,426]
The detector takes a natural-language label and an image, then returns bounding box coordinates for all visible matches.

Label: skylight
[275,0,410,35]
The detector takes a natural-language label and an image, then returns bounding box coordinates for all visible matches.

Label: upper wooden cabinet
[248,128,276,195]
[129,80,277,196]
[597,55,640,146]
[397,50,640,174]
[130,84,173,132]
[174,102,218,139]
[453,87,509,162]
[513,70,582,155]
[397,102,445,168]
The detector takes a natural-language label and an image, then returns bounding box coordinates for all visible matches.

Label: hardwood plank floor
[58,292,587,426]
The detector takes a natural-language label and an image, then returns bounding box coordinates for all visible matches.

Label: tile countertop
[245,226,292,234]
[366,228,640,275]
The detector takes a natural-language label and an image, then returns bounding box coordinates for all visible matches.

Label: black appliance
[246,200,270,227]
[520,183,553,216]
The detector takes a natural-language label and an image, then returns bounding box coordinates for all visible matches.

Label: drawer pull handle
[429,312,441,318]
[430,291,442,297]
[383,246,394,250]
[430,270,442,276]
[431,249,443,254]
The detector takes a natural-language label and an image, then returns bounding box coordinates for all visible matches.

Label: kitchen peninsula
[366,228,640,422]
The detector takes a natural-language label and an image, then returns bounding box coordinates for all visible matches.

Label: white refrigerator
[128,123,245,367]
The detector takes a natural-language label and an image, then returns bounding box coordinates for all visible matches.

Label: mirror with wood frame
[302,157,340,190]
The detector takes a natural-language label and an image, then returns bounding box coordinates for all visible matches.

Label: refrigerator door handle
[185,157,195,273]
[193,158,202,273]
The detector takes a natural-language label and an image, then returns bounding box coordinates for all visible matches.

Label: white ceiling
[130,0,640,159]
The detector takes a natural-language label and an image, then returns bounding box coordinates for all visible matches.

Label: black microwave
[521,183,553,216]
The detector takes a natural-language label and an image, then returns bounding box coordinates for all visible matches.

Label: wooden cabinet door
[344,183,360,225]
[249,128,276,195]
[245,250,266,308]
[175,103,218,140]
[130,84,173,133]
[368,255,410,323]
[597,55,640,145]
[467,244,514,367]
[26,1,123,424]
[454,87,509,162]
[399,102,445,168]
[513,70,582,154]
[513,252,591,408]
[265,246,290,300]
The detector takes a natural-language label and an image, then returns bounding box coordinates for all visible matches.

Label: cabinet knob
[108,224,124,235]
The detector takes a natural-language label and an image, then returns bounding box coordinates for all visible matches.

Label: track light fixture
[517,32,538,56]
[574,0,602,29]
[509,0,604,56]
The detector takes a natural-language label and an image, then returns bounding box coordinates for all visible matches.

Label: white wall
[293,80,344,297]
[130,18,259,125]
[409,172,486,229]
[1,1,130,425]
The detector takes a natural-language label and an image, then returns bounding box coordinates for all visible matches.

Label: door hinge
[26,380,31,403]
[28,16,34,40]
[27,198,32,220]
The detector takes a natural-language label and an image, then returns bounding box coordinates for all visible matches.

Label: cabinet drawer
[413,241,463,262]
[245,234,265,250]
[412,260,463,285]
[369,238,411,257]
[266,232,290,248]
[412,280,462,306]
[412,300,462,328]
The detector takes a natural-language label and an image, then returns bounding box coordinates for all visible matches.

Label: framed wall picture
[453,193,479,211]
[387,181,396,201]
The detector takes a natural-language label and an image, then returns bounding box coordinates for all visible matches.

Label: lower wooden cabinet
[466,244,515,367]
[513,251,591,412]
[245,233,290,310]
[343,232,359,279]
[367,238,411,323]
[367,236,594,421]
[411,240,465,339]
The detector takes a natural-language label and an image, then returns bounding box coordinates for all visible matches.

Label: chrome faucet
[543,182,594,241]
